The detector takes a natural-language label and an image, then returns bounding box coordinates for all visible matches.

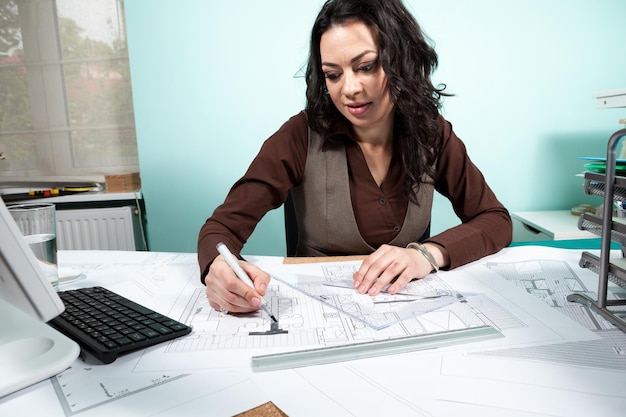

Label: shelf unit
[569,89,626,331]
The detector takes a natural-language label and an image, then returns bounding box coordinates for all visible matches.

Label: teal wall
[125,0,626,256]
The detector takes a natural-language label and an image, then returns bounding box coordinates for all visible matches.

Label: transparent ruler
[271,271,466,330]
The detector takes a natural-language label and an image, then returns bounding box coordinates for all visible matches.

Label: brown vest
[290,128,434,256]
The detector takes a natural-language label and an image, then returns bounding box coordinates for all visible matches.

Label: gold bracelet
[406,242,439,273]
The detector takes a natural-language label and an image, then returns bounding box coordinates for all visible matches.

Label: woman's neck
[355,134,394,187]
[351,115,394,147]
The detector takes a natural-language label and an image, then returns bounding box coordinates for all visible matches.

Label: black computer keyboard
[49,286,192,364]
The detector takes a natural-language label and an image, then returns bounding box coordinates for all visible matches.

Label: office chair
[284,191,299,257]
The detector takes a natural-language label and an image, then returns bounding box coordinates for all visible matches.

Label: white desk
[512,210,596,242]
[1,247,625,417]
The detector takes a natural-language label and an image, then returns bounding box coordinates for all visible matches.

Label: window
[0,0,138,179]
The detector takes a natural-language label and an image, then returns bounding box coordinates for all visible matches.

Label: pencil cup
[8,203,59,291]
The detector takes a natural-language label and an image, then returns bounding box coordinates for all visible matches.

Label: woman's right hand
[204,255,271,315]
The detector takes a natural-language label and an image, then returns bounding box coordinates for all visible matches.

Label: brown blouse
[197,111,512,281]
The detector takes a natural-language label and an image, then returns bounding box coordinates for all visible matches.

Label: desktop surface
[1,247,625,417]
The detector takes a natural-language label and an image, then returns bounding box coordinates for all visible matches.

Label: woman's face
[320,21,394,136]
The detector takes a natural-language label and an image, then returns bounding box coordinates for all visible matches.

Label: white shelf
[5,190,141,205]
[593,88,626,109]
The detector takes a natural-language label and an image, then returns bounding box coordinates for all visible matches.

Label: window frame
[0,0,138,179]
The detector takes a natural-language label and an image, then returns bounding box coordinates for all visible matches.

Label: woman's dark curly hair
[305,0,448,202]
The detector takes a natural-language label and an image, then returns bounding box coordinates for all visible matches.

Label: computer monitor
[0,199,80,398]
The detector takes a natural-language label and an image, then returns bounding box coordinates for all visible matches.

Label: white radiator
[56,206,143,251]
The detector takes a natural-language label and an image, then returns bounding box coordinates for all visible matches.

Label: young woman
[198,0,511,315]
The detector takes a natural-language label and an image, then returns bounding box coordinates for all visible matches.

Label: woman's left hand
[353,243,448,296]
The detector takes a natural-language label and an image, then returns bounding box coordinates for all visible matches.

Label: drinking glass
[8,203,59,291]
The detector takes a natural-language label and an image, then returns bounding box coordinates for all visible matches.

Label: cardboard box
[105,173,141,192]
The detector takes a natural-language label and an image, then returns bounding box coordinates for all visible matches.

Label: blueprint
[285,247,626,417]
[476,255,626,371]
[22,248,623,417]
[485,258,626,331]
[271,266,463,329]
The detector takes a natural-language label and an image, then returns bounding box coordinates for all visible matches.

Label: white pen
[216,242,277,322]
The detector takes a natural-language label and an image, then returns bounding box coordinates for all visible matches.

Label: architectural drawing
[485,259,626,330]
[276,265,463,329]
[45,251,604,416]
[478,258,626,370]
[171,283,491,353]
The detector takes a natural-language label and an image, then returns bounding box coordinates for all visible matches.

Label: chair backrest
[284,191,298,257]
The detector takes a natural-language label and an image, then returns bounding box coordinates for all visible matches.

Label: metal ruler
[251,325,501,372]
